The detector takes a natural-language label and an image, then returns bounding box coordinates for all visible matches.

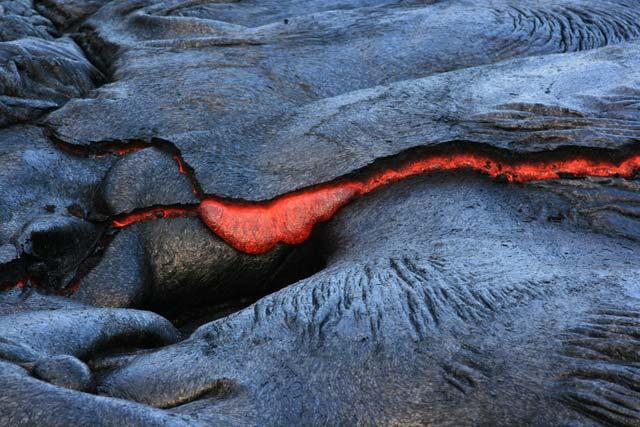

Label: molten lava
[198,151,640,253]
[1,275,39,292]
[198,185,361,253]
[53,138,155,157]
[110,148,640,254]
[173,154,187,174]
[112,206,196,228]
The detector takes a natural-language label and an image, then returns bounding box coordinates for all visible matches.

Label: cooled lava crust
[1,0,640,425]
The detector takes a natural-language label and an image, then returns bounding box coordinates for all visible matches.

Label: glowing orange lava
[111,144,151,156]
[198,185,361,253]
[112,206,196,228]
[53,138,154,157]
[173,154,187,174]
[110,150,640,255]
[198,151,640,254]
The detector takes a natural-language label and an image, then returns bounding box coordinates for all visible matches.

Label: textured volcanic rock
[0,301,197,424]
[0,307,179,358]
[0,287,87,316]
[100,147,198,214]
[0,38,102,126]
[46,5,640,200]
[72,218,291,310]
[95,173,640,425]
[71,227,152,308]
[31,354,93,391]
[38,0,640,309]
[0,361,210,426]
[0,0,102,127]
[67,40,640,308]
[0,37,102,127]
[1,1,640,425]
[171,40,640,200]
[0,293,233,425]
[0,0,55,41]
[35,0,113,30]
[0,125,112,289]
[529,176,640,241]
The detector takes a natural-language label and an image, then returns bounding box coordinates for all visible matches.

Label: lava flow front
[111,148,640,254]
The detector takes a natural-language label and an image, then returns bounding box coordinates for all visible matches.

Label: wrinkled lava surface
[1,0,640,426]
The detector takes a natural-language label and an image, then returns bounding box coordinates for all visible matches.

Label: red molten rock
[197,151,640,254]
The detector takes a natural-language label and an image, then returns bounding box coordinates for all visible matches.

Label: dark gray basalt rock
[0,286,87,316]
[31,354,93,391]
[73,219,291,311]
[46,5,640,200]
[51,0,640,100]
[530,177,640,242]
[0,304,232,425]
[94,173,640,425]
[0,125,112,289]
[69,41,640,311]
[39,0,640,313]
[72,227,152,308]
[2,1,640,425]
[0,307,180,357]
[0,303,192,423]
[101,147,198,215]
[0,360,211,426]
[0,0,102,127]
[130,218,289,310]
[35,0,113,30]
[167,40,640,200]
[0,0,55,42]
[0,37,102,127]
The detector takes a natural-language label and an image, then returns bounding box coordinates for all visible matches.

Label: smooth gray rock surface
[0,360,209,426]
[0,307,180,357]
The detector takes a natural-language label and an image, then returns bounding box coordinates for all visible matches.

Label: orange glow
[111,206,196,228]
[111,144,150,156]
[198,185,360,253]
[173,154,187,174]
[198,151,640,254]
[106,149,640,254]
[1,275,38,292]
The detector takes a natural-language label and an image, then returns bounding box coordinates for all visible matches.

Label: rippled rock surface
[1,1,640,425]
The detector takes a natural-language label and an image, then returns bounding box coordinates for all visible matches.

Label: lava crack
[111,206,198,228]
[110,144,640,254]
